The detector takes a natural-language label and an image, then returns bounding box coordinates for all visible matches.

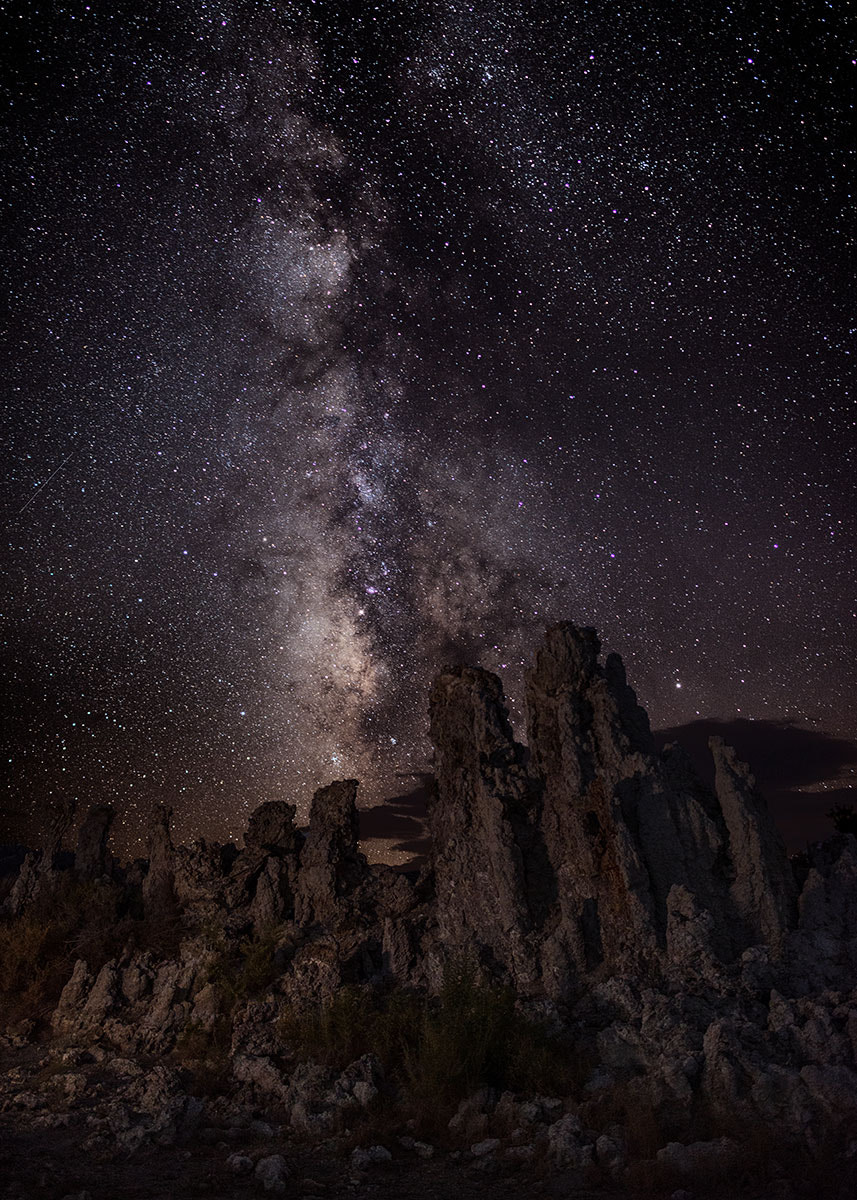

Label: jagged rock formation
[0,622,847,1004]
[426,623,803,996]
[709,735,797,951]
[2,621,856,1189]
[75,804,115,880]
[294,780,366,928]
[227,800,300,927]
[2,798,77,916]
[142,804,178,922]
[428,666,541,989]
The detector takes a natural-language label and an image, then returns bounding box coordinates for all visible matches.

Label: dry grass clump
[0,876,124,1027]
[204,923,284,1006]
[277,962,580,1135]
[172,1015,234,1097]
[0,913,74,1024]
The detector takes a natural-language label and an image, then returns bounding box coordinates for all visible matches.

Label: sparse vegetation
[172,1016,234,1097]
[277,961,580,1131]
[398,962,562,1114]
[0,912,74,1023]
[0,876,124,1024]
[205,923,284,1006]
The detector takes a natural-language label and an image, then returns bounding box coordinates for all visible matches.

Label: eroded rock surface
[294,780,367,928]
[2,622,855,1193]
[428,665,541,990]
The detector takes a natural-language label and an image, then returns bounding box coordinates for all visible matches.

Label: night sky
[3,1,855,857]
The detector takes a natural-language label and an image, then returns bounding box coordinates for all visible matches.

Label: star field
[2,1,855,852]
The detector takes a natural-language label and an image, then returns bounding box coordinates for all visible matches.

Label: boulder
[255,1154,289,1193]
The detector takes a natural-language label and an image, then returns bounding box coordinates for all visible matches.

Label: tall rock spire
[428,665,542,989]
[525,624,662,979]
[710,737,796,951]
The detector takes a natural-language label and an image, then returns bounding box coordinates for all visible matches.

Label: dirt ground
[0,1041,620,1200]
[0,1118,620,1200]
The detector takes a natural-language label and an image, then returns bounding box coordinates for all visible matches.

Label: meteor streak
[13,451,74,517]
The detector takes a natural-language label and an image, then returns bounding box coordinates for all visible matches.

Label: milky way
[3,2,855,851]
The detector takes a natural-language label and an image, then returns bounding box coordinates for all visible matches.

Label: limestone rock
[3,803,76,914]
[525,625,671,979]
[250,856,290,927]
[46,799,78,865]
[325,1054,383,1110]
[52,960,94,1037]
[710,737,796,952]
[523,624,783,980]
[470,1137,500,1157]
[2,850,45,916]
[8,618,857,1187]
[665,885,722,986]
[255,1154,289,1193]
[142,805,178,921]
[232,1053,290,1104]
[74,806,114,880]
[294,780,367,927]
[428,665,541,988]
[546,1113,593,1169]
[120,953,155,1004]
[173,839,231,910]
[223,801,302,926]
[80,961,120,1029]
[595,1131,627,1176]
[245,800,299,854]
[351,1144,391,1169]
[788,835,857,991]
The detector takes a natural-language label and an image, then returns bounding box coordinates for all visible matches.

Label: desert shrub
[173,1016,234,1097]
[173,1015,232,1062]
[403,961,575,1112]
[129,910,184,959]
[62,881,129,966]
[279,984,374,1063]
[0,876,125,1024]
[0,914,72,1021]
[278,984,425,1068]
[278,962,578,1131]
[206,923,283,1006]
[240,925,282,995]
[582,1075,685,1164]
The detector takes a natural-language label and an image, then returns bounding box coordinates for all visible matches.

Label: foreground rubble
[1,623,855,1198]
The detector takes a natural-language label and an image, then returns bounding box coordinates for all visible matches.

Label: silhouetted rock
[294,780,367,927]
[245,801,299,854]
[524,625,663,984]
[3,801,77,915]
[710,736,797,952]
[225,801,301,926]
[143,805,178,922]
[428,665,540,989]
[75,805,115,881]
[2,850,44,916]
[788,833,857,991]
[174,839,230,911]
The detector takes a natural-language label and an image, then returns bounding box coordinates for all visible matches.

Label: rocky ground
[3,1033,844,1200]
[0,1038,628,1200]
